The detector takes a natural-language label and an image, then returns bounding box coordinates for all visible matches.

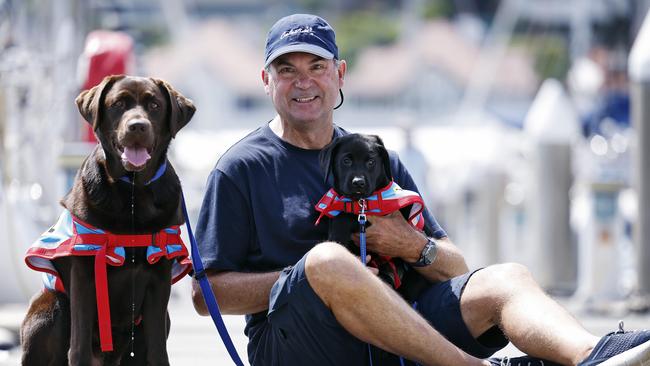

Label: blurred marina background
[2,0,650,364]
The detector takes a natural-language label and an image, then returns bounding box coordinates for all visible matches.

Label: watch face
[422,244,433,265]
[422,240,436,265]
[412,240,435,267]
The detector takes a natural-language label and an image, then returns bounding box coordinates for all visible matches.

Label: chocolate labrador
[21,75,195,365]
[317,133,429,301]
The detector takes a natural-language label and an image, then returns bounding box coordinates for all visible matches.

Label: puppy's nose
[127,120,151,134]
[352,176,366,189]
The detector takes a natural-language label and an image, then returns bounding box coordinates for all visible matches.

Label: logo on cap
[281,26,313,40]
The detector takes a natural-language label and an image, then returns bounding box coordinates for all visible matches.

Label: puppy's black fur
[319,133,429,301]
[320,133,391,250]
[20,75,195,366]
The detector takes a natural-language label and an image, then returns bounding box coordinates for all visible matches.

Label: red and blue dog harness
[315,181,425,289]
[25,209,192,352]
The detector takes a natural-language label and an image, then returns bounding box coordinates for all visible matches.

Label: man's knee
[305,242,356,284]
[305,242,369,298]
[472,262,536,294]
[461,263,536,323]
[487,262,531,279]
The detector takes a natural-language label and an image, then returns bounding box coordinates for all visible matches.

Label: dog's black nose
[127,120,151,134]
[351,176,366,189]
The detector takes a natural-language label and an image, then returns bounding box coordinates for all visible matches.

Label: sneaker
[578,321,650,365]
[487,356,562,366]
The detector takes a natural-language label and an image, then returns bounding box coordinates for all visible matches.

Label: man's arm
[192,270,281,315]
[353,211,468,282]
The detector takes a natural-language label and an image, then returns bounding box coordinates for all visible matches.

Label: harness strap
[369,256,402,289]
[71,233,163,248]
[314,181,425,231]
[95,245,113,352]
[75,227,180,352]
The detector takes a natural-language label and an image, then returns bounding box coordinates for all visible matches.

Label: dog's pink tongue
[121,147,150,167]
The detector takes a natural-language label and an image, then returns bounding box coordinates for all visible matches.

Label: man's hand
[351,211,427,262]
[351,213,470,282]
[191,270,280,315]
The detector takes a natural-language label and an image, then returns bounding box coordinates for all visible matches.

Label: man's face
[262,52,346,125]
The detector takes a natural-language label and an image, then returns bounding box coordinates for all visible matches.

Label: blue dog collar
[119,161,167,185]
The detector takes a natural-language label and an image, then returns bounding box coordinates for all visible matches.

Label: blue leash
[181,193,245,366]
[358,199,368,267]
[357,199,410,366]
[357,200,374,366]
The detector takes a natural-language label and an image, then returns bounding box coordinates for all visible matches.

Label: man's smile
[293,96,318,103]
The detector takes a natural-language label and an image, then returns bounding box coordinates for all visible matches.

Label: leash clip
[358,198,367,224]
[357,198,368,267]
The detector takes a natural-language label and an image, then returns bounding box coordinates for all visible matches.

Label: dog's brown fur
[20,75,195,365]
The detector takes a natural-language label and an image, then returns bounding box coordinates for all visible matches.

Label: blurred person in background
[577,46,631,138]
[191,13,650,366]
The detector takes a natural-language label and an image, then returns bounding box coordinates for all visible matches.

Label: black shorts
[246,254,508,366]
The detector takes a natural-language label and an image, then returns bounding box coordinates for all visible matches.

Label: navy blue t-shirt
[194,122,447,333]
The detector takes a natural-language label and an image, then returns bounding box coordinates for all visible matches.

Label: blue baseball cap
[264,14,338,67]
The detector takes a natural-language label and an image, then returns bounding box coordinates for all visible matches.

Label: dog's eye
[112,100,125,109]
[149,101,159,110]
[367,158,375,167]
[342,157,352,166]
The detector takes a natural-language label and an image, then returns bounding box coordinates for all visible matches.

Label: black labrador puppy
[317,133,429,301]
[21,75,195,365]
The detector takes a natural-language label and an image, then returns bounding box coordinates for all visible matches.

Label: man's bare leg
[459,263,599,366]
[305,242,486,366]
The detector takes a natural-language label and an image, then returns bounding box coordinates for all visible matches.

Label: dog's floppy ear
[75,75,124,131]
[371,135,392,180]
[319,136,342,184]
[152,78,196,138]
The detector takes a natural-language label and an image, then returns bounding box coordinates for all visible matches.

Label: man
[192,13,650,366]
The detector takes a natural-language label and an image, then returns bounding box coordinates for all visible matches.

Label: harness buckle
[154,231,168,248]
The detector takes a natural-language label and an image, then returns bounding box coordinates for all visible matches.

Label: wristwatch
[410,238,437,267]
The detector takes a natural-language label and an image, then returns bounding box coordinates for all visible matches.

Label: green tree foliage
[513,34,570,81]
[334,11,400,67]
[421,0,454,19]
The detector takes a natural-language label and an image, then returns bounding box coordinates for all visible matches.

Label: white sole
[599,340,650,366]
